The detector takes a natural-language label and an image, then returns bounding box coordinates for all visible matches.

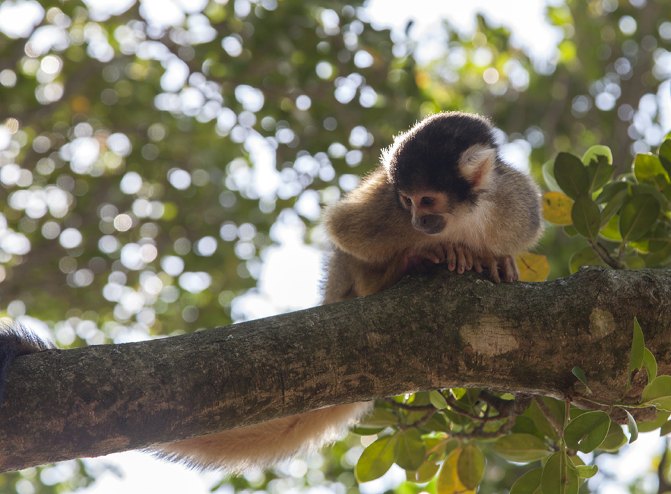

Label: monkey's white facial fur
[397,144,497,236]
[398,191,450,235]
[458,144,496,191]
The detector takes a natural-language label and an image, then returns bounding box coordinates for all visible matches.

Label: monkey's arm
[324,169,423,264]
[322,247,413,302]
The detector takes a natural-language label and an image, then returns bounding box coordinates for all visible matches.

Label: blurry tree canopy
[1,0,671,492]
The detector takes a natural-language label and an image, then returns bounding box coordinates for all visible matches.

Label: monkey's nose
[416,214,445,234]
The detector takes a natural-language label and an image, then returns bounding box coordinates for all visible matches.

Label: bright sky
[366,0,563,63]
[3,0,665,493]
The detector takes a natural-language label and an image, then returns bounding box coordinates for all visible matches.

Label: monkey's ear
[458,144,496,191]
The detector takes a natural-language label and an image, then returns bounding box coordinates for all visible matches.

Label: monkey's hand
[441,245,519,283]
[422,244,519,283]
[473,253,519,283]
[406,244,474,275]
[404,245,519,283]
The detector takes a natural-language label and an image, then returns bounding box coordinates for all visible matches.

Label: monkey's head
[382,112,498,236]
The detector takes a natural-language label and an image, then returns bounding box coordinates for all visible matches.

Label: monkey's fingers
[455,245,473,274]
[500,255,519,282]
[427,251,441,264]
[427,246,444,264]
[445,244,457,271]
[486,257,501,283]
[473,258,484,273]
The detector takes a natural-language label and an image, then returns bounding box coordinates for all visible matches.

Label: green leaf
[513,415,539,436]
[586,155,613,193]
[568,455,585,467]
[637,411,671,433]
[568,246,605,274]
[575,464,598,479]
[563,410,610,453]
[571,366,591,393]
[522,401,559,441]
[660,420,671,437]
[492,433,553,462]
[571,194,601,239]
[409,460,440,483]
[633,183,669,209]
[619,194,660,242]
[450,388,467,400]
[648,223,671,252]
[563,225,579,237]
[393,429,426,471]
[645,243,671,268]
[596,181,628,204]
[429,390,448,409]
[597,423,627,452]
[634,153,669,184]
[510,468,542,494]
[641,376,671,411]
[599,215,623,242]
[624,409,639,443]
[355,435,396,482]
[554,152,590,199]
[582,145,613,166]
[660,140,671,176]
[599,188,628,227]
[457,443,485,490]
[643,347,658,383]
[541,452,580,494]
[629,317,645,376]
[357,408,398,429]
[542,159,561,192]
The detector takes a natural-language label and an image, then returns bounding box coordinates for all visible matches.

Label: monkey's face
[398,190,450,235]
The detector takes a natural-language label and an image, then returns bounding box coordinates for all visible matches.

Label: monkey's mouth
[413,214,446,235]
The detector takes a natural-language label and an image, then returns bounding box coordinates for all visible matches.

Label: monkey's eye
[400,195,412,207]
[419,196,435,207]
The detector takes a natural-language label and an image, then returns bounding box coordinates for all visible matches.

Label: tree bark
[1,266,670,472]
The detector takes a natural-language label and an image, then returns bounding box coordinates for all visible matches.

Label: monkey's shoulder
[325,168,403,233]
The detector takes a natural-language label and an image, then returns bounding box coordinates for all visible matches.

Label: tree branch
[1,266,671,472]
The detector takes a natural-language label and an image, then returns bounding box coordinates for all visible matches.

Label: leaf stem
[589,240,625,269]
[534,397,564,438]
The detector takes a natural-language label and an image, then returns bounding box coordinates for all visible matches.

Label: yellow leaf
[516,252,550,282]
[542,191,574,225]
[437,448,475,494]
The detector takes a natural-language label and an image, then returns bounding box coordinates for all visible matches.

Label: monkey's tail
[0,323,53,403]
[153,401,372,472]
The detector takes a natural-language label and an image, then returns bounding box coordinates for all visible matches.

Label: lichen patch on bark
[588,308,616,340]
[459,317,519,357]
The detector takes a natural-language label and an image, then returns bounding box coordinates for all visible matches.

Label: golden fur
[156,402,371,471]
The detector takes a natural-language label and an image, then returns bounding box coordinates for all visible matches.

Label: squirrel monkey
[323,111,543,299]
[0,112,542,472]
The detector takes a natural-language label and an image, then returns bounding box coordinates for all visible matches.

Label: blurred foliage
[1,0,671,492]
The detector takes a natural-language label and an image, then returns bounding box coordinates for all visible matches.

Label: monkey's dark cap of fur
[382,112,496,201]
